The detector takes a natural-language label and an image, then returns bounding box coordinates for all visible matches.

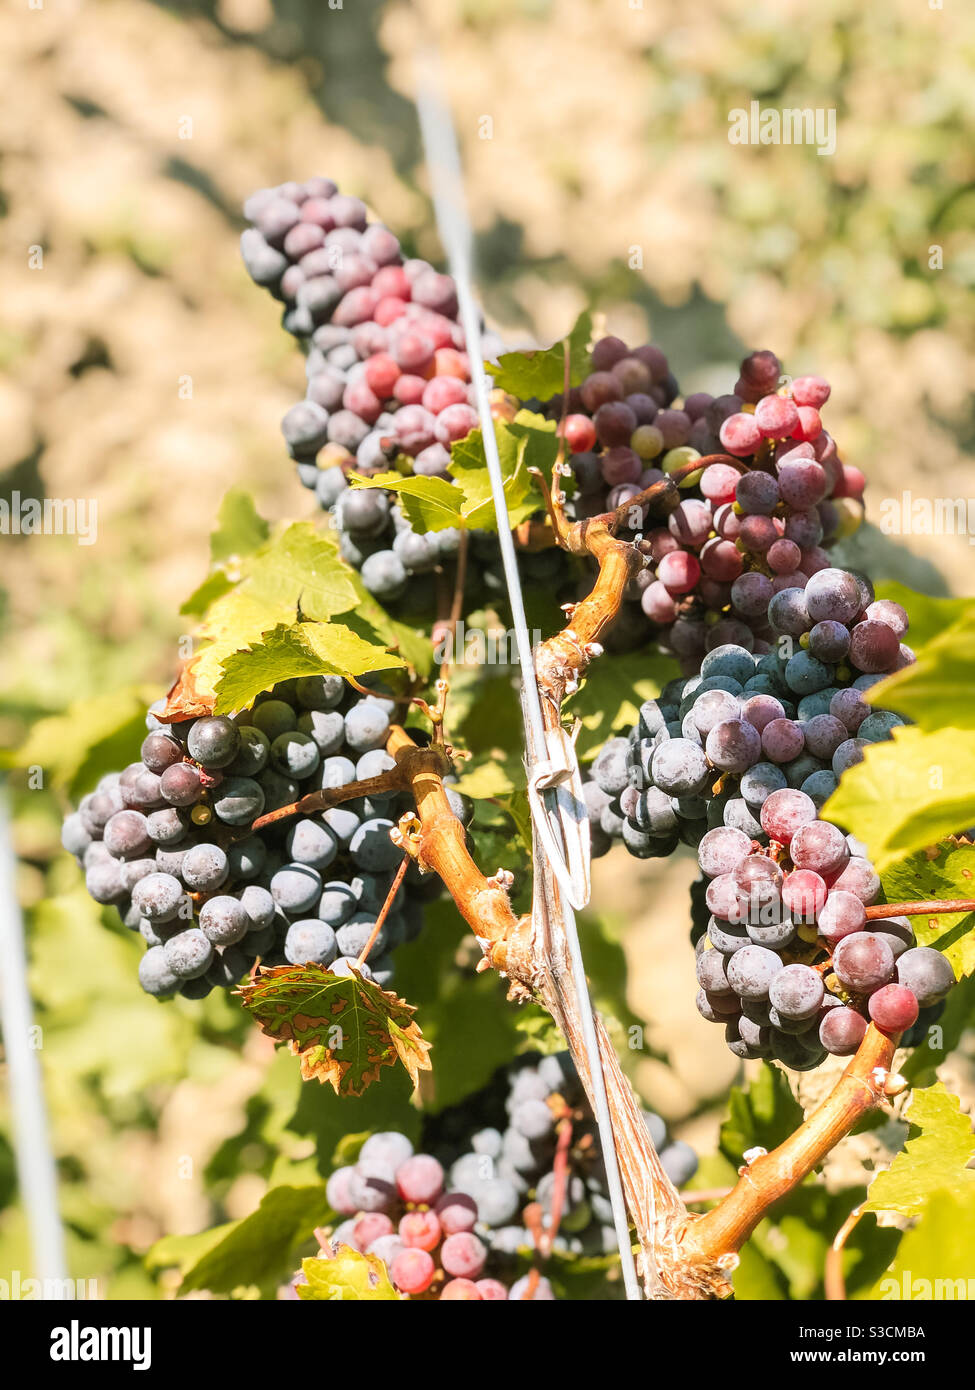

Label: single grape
[138,946,180,997]
[706,719,762,773]
[270,863,323,915]
[251,699,299,741]
[103,809,151,859]
[726,944,784,1000]
[816,889,867,944]
[181,843,229,892]
[396,1153,445,1205]
[698,826,752,878]
[768,963,824,1020]
[132,872,184,923]
[832,932,895,994]
[163,928,214,980]
[782,869,828,921]
[819,1006,867,1055]
[196,896,248,946]
[895,947,955,1006]
[389,1248,435,1295]
[868,983,919,1034]
[187,716,241,769]
[790,820,849,876]
[440,1231,487,1280]
[212,777,265,826]
[759,788,817,844]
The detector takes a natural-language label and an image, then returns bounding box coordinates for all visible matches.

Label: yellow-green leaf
[864,1084,975,1219]
[176,1185,333,1294]
[297,1249,400,1301]
[874,581,970,649]
[488,311,593,399]
[348,472,464,533]
[822,725,975,871]
[867,608,975,732]
[870,1189,975,1299]
[213,621,404,715]
[448,411,559,531]
[880,843,975,979]
[239,523,358,622]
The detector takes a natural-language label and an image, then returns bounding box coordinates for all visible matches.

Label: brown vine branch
[677,1025,896,1282]
[385,724,524,950]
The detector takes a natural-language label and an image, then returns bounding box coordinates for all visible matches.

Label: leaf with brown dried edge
[237,963,431,1096]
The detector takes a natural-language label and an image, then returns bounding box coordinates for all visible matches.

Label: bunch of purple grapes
[585,565,956,1066]
[287,1051,696,1300]
[241,176,516,604]
[541,343,863,659]
[61,676,456,1000]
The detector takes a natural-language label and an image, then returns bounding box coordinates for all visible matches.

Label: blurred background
[1,0,973,1297]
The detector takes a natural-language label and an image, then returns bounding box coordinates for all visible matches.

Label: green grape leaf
[567,649,678,762]
[822,726,975,871]
[9,688,156,797]
[180,568,235,617]
[209,487,271,566]
[870,1189,975,1299]
[165,524,362,717]
[297,1249,400,1301]
[452,754,521,801]
[863,1083,975,1218]
[181,488,271,615]
[720,1062,805,1170]
[174,1185,333,1294]
[213,621,405,715]
[237,523,359,622]
[874,581,970,650]
[448,411,559,531]
[487,311,593,400]
[238,963,432,1096]
[513,1008,567,1054]
[145,1224,236,1279]
[880,842,975,978]
[348,472,464,533]
[729,1240,790,1300]
[866,607,975,732]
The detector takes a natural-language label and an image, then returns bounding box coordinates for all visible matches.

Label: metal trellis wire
[414,51,643,1302]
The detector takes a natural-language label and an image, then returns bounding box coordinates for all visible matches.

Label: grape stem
[248,768,406,833]
[865,899,975,918]
[538,1109,574,1258]
[824,1204,865,1301]
[356,854,410,966]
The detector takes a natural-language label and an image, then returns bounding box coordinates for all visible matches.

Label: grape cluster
[532,343,860,656]
[241,176,513,604]
[585,566,956,1066]
[61,677,457,999]
[291,1052,697,1300]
